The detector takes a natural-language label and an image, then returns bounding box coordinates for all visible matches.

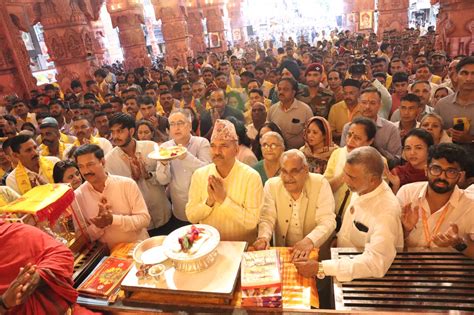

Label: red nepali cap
[305,63,324,76]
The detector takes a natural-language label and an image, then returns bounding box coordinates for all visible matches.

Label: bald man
[295,146,403,282]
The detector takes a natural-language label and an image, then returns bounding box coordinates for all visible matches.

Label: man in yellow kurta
[186,119,263,244]
[6,134,59,194]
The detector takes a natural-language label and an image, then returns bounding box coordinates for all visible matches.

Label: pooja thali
[148,145,187,161]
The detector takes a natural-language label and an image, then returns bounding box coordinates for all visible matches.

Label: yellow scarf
[73,136,100,147]
[15,158,55,195]
[40,142,66,159]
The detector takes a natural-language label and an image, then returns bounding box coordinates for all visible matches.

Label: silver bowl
[133,235,167,271]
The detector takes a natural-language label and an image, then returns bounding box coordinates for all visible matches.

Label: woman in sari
[299,116,338,174]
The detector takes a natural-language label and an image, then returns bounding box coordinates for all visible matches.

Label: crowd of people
[0,27,474,313]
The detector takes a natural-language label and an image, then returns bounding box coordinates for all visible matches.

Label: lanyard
[420,204,451,247]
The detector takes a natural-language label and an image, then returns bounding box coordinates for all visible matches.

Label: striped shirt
[185,160,263,244]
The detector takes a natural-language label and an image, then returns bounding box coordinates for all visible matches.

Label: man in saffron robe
[0,221,96,314]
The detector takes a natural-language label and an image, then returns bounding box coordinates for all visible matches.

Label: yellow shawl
[15,157,55,194]
[40,141,67,160]
[73,136,100,147]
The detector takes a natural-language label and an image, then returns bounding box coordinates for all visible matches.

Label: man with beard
[186,119,263,243]
[66,117,112,156]
[299,63,335,119]
[430,51,448,80]
[6,134,60,194]
[104,113,171,236]
[38,117,72,160]
[74,144,150,249]
[49,99,75,142]
[397,143,474,259]
[124,96,140,119]
[12,100,37,130]
[295,146,403,281]
[199,89,244,139]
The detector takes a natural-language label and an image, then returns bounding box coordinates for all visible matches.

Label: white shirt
[466,184,474,197]
[74,175,150,249]
[6,156,61,194]
[286,194,304,246]
[105,140,171,229]
[397,182,474,247]
[156,136,211,221]
[323,181,403,282]
[246,124,258,141]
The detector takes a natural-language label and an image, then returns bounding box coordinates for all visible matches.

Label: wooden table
[332,248,474,313]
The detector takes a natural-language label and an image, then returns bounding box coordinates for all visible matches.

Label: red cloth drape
[0,221,97,315]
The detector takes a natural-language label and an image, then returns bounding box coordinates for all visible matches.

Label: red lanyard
[420,204,450,247]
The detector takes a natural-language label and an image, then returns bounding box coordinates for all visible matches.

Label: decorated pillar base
[153,0,192,67]
[377,0,409,37]
[203,2,228,53]
[187,5,206,55]
[107,1,151,71]
[0,3,37,99]
[435,0,474,57]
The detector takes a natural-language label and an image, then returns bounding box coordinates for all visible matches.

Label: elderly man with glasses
[397,143,474,259]
[252,149,335,260]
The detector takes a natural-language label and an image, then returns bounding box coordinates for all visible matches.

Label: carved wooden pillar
[107,0,151,71]
[227,0,246,45]
[434,0,474,57]
[202,0,227,52]
[187,2,206,55]
[152,0,192,66]
[0,2,36,100]
[32,0,99,92]
[377,0,409,37]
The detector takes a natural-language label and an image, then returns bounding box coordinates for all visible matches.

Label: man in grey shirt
[267,77,313,149]
[435,56,474,149]
[341,87,401,164]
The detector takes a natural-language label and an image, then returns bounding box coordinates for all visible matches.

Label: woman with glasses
[252,122,284,160]
[300,116,338,174]
[386,128,434,194]
[53,160,83,190]
[253,132,285,184]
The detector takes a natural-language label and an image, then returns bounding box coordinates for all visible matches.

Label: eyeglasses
[428,165,461,179]
[261,143,281,150]
[169,121,186,127]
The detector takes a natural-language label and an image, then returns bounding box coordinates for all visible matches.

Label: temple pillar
[0,2,36,100]
[434,0,474,57]
[377,0,409,37]
[107,0,151,71]
[32,0,99,92]
[187,2,206,55]
[202,1,228,52]
[90,19,107,66]
[227,0,246,45]
[152,0,192,66]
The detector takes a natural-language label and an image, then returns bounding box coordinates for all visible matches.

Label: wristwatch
[453,241,468,252]
[316,262,326,279]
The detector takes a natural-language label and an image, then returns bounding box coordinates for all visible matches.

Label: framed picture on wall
[208,32,221,48]
[359,11,373,30]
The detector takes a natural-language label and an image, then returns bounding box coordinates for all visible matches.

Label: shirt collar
[375,116,383,128]
[355,181,387,203]
[86,174,110,194]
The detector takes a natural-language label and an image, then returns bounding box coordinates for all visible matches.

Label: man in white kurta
[156,109,211,222]
[74,144,150,249]
[105,113,171,233]
[186,119,263,244]
[295,147,403,282]
[397,143,474,258]
[254,150,335,257]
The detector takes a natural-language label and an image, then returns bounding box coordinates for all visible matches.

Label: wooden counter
[332,247,474,313]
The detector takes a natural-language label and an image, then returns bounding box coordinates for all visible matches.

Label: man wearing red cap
[300,63,336,119]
